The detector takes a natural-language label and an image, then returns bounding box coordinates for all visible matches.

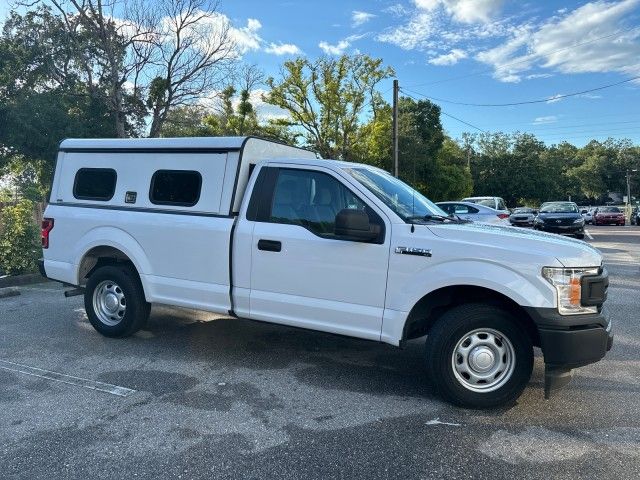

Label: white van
[40,136,612,408]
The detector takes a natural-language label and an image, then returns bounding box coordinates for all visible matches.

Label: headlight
[573,217,584,224]
[542,267,599,315]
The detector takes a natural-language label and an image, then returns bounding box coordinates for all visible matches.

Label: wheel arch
[401,285,540,347]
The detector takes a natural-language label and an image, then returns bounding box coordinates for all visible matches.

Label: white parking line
[585,230,594,240]
[0,359,136,397]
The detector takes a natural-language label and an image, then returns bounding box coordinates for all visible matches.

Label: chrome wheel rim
[92,280,126,326]
[451,328,515,393]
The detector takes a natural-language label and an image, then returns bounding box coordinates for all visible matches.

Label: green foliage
[0,200,40,275]
[265,54,394,159]
[467,134,640,206]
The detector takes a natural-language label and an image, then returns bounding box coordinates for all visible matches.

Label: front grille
[543,217,575,226]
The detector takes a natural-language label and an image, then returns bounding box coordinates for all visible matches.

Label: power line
[403,26,640,89]
[400,89,486,133]
[483,112,640,128]
[403,75,640,107]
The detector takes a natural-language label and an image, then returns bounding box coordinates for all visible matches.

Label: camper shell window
[73,168,117,201]
[150,170,202,207]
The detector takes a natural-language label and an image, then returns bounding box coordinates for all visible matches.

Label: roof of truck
[58,136,303,152]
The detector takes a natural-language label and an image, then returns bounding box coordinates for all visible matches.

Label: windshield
[540,203,578,213]
[512,208,533,213]
[345,167,447,222]
[599,207,620,213]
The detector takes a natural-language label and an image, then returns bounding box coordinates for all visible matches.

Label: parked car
[39,136,613,409]
[461,196,509,214]
[533,201,585,239]
[580,208,593,224]
[632,207,640,225]
[593,206,625,226]
[436,201,509,224]
[509,207,537,227]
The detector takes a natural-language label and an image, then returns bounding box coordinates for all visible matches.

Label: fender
[381,259,558,345]
[73,226,152,294]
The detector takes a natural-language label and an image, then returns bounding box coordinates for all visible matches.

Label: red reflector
[497,213,509,219]
[41,218,54,249]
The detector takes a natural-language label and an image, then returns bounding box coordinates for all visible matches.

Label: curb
[0,273,49,288]
[0,287,20,299]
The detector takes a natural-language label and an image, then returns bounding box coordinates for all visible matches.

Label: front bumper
[525,306,613,369]
[525,306,612,398]
[510,219,534,226]
[535,223,584,234]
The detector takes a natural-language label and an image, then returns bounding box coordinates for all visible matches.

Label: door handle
[257,239,282,252]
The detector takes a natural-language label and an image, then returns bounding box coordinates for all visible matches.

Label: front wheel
[425,303,533,409]
[84,265,150,337]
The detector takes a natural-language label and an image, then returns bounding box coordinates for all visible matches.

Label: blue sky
[2,0,639,145]
[220,0,640,146]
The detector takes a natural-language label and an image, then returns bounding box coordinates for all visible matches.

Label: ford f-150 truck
[40,136,612,408]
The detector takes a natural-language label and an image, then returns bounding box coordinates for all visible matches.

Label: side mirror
[335,209,380,241]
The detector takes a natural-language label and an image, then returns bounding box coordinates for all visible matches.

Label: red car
[593,206,625,226]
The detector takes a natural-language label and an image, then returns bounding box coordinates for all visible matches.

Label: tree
[0,7,119,197]
[265,54,394,159]
[147,0,236,137]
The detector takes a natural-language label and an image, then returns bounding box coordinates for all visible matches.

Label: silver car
[437,201,510,225]
[509,207,536,227]
[461,196,509,214]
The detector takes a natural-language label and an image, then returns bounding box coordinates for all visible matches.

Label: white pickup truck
[40,136,612,408]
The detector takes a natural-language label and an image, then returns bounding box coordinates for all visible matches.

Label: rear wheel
[425,303,533,409]
[84,265,150,337]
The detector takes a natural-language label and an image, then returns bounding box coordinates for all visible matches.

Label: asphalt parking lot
[1,225,639,480]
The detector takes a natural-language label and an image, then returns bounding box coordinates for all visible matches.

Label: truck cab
[40,137,612,408]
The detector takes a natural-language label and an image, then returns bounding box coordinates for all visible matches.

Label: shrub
[0,200,40,275]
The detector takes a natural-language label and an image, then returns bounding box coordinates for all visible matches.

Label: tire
[425,303,533,409]
[84,265,150,337]
[575,233,585,239]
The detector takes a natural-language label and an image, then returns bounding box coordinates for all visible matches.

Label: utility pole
[392,79,399,177]
[627,169,638,221]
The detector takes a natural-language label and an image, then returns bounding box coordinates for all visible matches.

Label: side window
[497,199,507,210]
[453,204,471,214]
[73,168,117,201]
[150,170,202,207]
[439,204,454,215]
[268,169,383,241]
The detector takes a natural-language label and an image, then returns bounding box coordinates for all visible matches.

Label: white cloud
[415,0,505,23]
[264,42,302,55]
[532,115,558,125]
[352,10,376,27]
[376,0,508,51]
[376,13,436,50]
[428,48,467,65]
[318,34,365,55]
[383,3,411,17]
[319,39,351,55]
[525,73,553,80]
[230,17,262,54]
[476,0,640,82]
